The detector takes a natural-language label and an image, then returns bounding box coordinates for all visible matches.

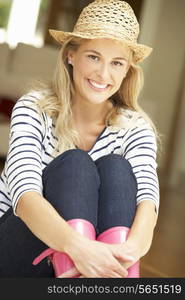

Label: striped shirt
[0,92,160,218]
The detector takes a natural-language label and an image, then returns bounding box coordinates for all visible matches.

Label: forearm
[16,191,80,253]
[127,201,158,258]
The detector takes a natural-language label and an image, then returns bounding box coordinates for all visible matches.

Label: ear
[68,58,72,65]
[67,51,75,66]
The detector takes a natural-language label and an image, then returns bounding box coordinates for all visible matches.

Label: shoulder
[109,108,154,132]
[12,90,50,121]
[14,90,47,108]
[10,91,52,138]
[109,108,158,149]
[122,108,152,127]
[122,109,158,151]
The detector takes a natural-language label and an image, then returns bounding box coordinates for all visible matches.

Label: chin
[87,97,108,105]
[86,92,111,104]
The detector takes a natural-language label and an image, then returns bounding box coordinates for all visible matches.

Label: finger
[108,245,135,262]
[116,254,134,263]
[113,259,128,278]
[58,267,80,278]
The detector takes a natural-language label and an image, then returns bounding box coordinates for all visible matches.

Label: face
[68,38,131,105]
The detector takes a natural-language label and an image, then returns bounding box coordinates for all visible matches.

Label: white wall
[139,0,185,174]
[168,72,185,186]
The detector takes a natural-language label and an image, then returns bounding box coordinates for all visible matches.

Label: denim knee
[41,149,100,226]
[95,154,137,187]
[42,149,96,181]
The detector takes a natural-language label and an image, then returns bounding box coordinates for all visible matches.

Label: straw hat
[49,0,152,63]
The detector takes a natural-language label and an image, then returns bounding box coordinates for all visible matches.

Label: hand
[60,237,134,278]
[118,240,142,270]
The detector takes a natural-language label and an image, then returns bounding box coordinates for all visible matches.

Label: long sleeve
[122,119,159,214]
[5,96,46,215]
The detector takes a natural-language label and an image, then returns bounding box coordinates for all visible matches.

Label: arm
[120,119,159,266]
[17,191,132,278]
[125,200,158,260]
[16,191,79,252]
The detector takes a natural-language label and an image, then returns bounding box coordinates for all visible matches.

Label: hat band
[73,25,138,43]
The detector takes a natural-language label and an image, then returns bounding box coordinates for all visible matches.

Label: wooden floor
[0,159,184,277]
[141,185,185,277]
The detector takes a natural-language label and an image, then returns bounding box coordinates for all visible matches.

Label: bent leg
[95,154,137,234]
[95,154,139,277]
[42,149,100,229]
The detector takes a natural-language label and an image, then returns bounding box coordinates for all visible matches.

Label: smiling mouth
[87,79,110,91]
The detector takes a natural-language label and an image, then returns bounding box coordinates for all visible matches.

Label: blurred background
[0,0,185,277]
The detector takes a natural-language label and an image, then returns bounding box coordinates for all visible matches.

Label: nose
[96,63,110,82]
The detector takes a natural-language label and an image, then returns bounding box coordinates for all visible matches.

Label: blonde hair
[32,36,159,155]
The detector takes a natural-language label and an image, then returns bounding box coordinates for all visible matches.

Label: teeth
[89,80,108,89]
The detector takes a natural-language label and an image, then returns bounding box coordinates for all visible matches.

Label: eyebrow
[84,50,128,61]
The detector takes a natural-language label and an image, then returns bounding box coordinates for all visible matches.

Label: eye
[112,61,123,66]
[88,55,99,61]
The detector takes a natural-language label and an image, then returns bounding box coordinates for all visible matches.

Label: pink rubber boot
[33,219,96,277]
[97,226,140,278]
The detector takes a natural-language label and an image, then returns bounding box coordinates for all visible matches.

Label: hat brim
[49,29,152,63]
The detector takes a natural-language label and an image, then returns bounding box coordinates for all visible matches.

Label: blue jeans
[0,149,137,277]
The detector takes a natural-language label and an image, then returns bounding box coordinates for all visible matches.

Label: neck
[72,97,113,127]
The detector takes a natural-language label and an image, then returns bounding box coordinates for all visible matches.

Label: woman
[0,0,159,278]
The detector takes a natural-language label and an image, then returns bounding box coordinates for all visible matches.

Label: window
[0,0,12,43]
[0,0,50,48]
